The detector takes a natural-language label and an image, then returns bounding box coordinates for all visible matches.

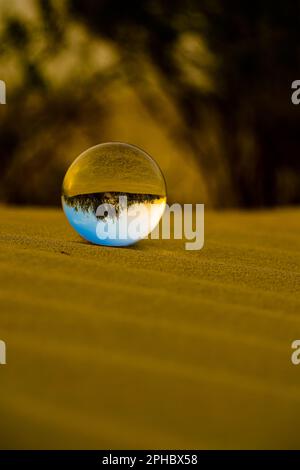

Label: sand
[0,205,300,449]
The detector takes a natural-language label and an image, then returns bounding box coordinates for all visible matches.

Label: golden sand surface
[0,206,299,449]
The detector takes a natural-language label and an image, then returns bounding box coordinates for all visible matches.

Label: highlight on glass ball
[62,142,167,247]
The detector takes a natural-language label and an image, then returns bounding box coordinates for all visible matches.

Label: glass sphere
[62,142,166,246]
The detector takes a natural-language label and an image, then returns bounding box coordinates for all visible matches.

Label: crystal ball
[62,142,167,246]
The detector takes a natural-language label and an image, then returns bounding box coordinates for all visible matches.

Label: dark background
[1,0,300,207]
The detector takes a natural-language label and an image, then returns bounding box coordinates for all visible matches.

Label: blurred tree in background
[0,0,119,205]
[0,0,300,207]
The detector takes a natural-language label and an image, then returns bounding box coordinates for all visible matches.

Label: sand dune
[0,206,300,449]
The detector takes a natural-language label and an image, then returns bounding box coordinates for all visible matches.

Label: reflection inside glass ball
[62,143,166,246]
